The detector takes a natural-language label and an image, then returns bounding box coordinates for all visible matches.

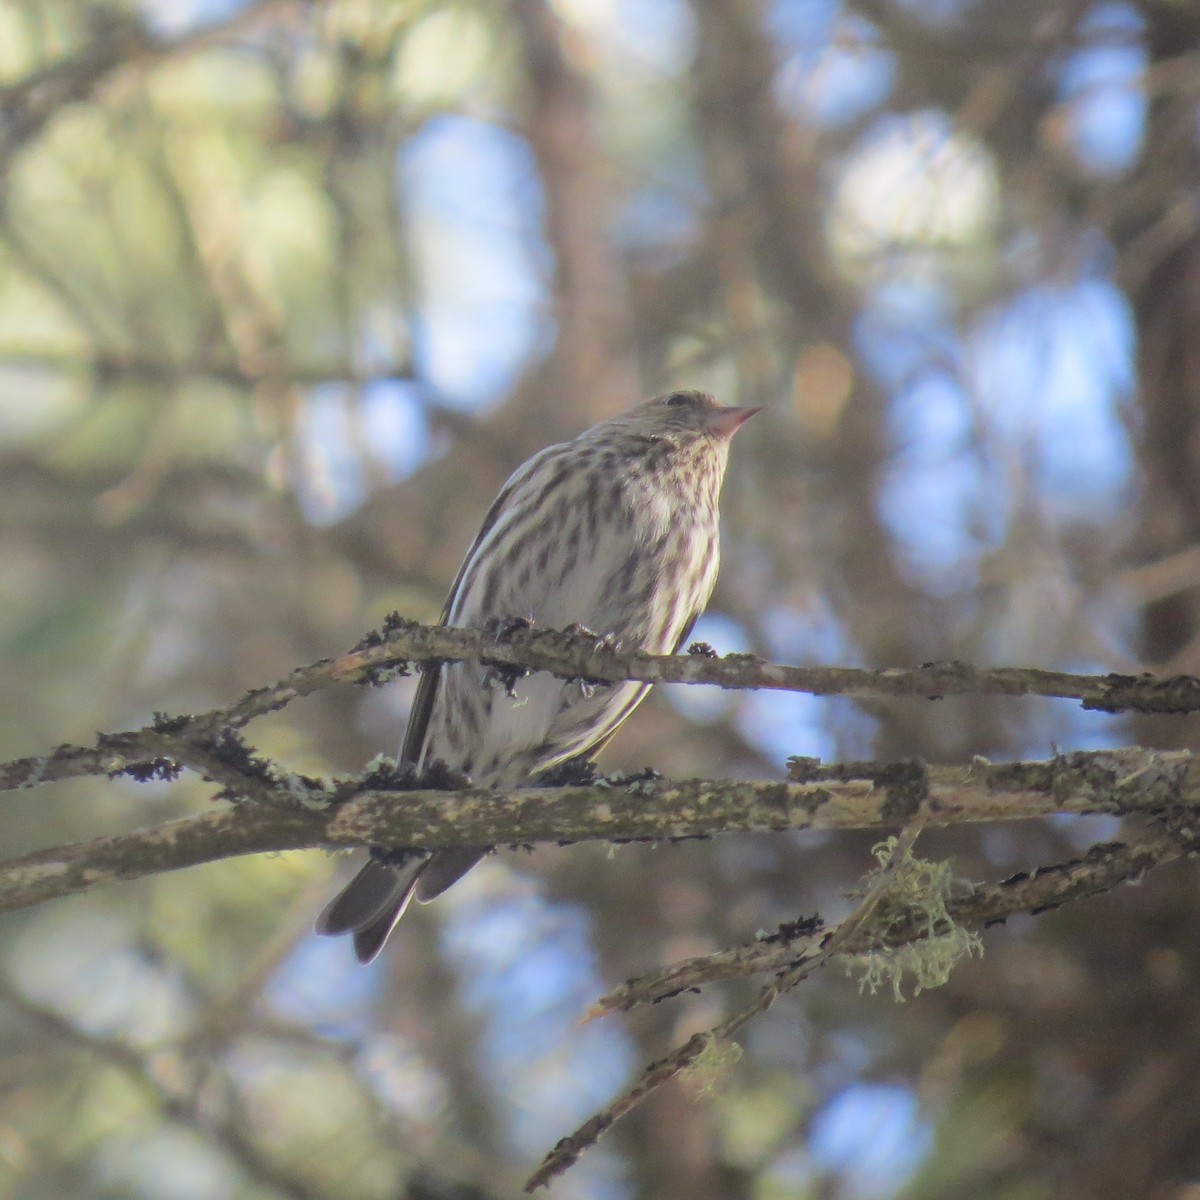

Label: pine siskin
[316,390,759,962]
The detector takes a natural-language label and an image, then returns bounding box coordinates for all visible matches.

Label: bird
[315,390,759,962]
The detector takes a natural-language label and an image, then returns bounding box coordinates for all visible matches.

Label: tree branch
[4,618,1199,799]
[0,746,1194,915]
[525,827,930,1190]
[6,619,1200,1187]
[525,820,1195,1190]
[0,0,302,175]
[589,827,1187,1015]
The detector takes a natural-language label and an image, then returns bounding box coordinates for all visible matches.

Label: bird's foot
[481,617,534,697]
[559,625,619,698]
[564,623,623,655]
[485,614,535,642]
[536,757,598,787]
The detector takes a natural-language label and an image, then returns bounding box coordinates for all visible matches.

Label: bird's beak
[705,405,762,440]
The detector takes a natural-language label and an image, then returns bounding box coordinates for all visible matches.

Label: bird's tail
[315,847,488,963]
[413,847,486,903]
[315,852,427,964]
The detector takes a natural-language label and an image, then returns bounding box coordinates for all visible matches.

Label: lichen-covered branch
[524,827,926,1191]
[249,619,1200,715]
[0,747,1194,916]
[4,617,1200,799]
[525,822,1196,1190]
[590,827,1186,1015]
[4,616,1200,1190]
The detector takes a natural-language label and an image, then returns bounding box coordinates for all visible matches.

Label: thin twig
[528,817,1200,1187]
[590,827,1189,1015]
[524,828,925,1191]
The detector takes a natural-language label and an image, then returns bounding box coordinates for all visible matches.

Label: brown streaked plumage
[315,390,759,962]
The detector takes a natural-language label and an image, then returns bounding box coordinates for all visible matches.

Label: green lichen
[683,1035,745,1095]
[844,837,983,1002]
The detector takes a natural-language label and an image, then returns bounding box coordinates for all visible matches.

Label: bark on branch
[0,747,1194,915]
[589,827,1185,1016]
[3,616,1197,796]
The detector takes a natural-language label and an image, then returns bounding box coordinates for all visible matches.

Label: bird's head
[588,390,761,452]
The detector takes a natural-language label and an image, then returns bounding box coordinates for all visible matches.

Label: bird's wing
[400,447,561,766]
[399,610,449,765]
[540,605,706,767]
[671,609,703,656]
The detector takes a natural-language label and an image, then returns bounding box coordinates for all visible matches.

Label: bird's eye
[664,393,688,407]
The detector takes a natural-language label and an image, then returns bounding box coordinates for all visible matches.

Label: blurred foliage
[3,0,1200,1198]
